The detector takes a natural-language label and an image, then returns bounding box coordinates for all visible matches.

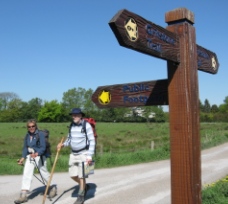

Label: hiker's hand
[86,157,92,165]
[30,152,38,158]
[57,143,63,151]
[17,158,24,165]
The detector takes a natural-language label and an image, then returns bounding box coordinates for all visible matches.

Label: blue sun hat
[69,108,85,116]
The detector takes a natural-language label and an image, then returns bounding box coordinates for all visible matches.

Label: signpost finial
[165,7,194,25]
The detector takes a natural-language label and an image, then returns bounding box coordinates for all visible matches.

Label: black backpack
[35,129,51,157]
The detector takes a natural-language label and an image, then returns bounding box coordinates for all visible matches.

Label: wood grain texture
[166,8,201,204]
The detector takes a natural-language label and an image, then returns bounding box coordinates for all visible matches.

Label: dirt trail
[1,143,228,204]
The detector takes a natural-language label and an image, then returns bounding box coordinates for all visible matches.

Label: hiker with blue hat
[57,108,95,204]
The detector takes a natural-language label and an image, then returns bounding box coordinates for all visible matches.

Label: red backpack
[84,118,98,143]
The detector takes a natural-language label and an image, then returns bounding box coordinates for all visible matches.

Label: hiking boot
[14,193,28,204]
[74,195,84,204]
[73,184,90,204]
[48,185,57,198]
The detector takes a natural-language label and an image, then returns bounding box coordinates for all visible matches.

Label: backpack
[68,118,97,153]
[35,129,51,158]
[84,118,98,144]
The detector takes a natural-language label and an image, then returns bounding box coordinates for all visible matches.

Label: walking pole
[18,161,46,186]
[33,158,46,186]
[42,137,64,204]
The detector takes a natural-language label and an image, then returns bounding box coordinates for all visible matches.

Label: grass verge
[202,176,228,203]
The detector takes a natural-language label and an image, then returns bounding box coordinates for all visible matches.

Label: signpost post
[92,8,219,204]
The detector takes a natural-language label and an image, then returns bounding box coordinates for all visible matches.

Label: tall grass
[1,122,228,175]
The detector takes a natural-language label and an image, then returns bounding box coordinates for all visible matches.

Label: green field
[1,122,228,175]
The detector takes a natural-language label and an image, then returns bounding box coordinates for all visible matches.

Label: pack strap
[68,120,89,152]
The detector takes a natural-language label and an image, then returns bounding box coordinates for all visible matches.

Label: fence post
[151,141,154,151]
[100,144,103,155]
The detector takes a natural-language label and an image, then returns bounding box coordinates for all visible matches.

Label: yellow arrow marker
[98,90,111,105]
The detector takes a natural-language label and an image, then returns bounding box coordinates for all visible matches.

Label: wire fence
[0,140,163,159]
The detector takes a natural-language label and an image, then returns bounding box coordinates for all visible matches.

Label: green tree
[219,96,228,114]
[0,110,12,122]
[154,106,166,122]
[62,87,100,119]
[142,106,155,122]
[114,108,129,122]
[224,96,228,104]
[203,99,211,113]
[82,88,98,117]
[0,92,19,110]
[199,100,204,112]
[100,108,116,122]
[38,100,65,122]
[20,98,43,121]
[0,98,24,122]
[143,106,165,122]
[211,104,219,113]
[0,98,3,110]
[62,87,87,113]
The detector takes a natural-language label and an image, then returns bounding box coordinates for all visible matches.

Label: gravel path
[1,143,228,204]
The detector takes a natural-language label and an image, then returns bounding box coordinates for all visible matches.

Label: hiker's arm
[22,135,28,158]
[57,134,70,150]
[19,135,29,164]
[57,137,67,150]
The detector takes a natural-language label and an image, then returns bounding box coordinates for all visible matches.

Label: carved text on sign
[123,84,150,104]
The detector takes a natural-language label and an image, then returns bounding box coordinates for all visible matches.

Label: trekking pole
[33,158,46,186]
[33,172,46,185]
[42,137,64,204]
[17,159,46,186]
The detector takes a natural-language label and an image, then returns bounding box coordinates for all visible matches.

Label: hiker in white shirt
[57,108,95,204]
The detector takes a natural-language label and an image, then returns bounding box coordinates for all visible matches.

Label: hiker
[14,119,57,204]
[57,108,95,204]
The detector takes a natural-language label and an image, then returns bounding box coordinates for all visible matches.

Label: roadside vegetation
[202,176,228,204]
[1,122,228,175]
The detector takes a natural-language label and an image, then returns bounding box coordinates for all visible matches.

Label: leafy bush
[203,177,228,203]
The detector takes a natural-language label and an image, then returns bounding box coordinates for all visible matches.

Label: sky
[1,0,228,111]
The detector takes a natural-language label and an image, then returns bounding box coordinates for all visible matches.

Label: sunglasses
[27,125,35,128]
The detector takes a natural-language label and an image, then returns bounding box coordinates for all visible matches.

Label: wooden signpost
[92,8,219,204]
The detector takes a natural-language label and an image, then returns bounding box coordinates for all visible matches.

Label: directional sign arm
[196,44,219,74]
[109,9,180,63]
[109,9,219,75]
[92,79,168,108]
